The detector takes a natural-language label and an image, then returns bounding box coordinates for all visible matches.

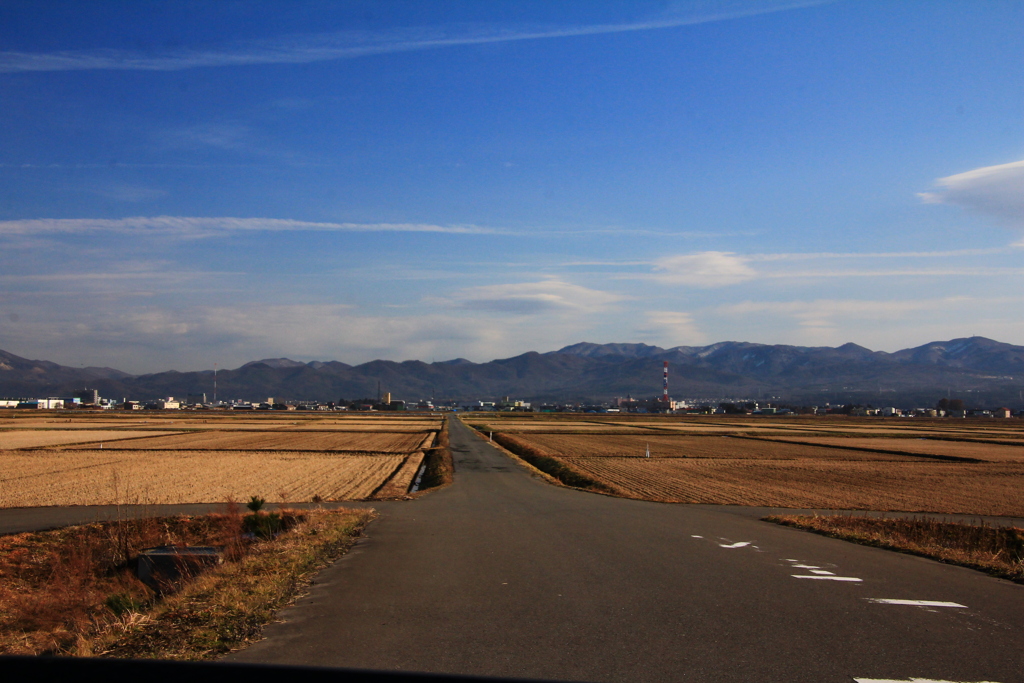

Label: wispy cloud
[637,247,1020,287]
[746,247,1010,261]
[716,297,974,321]
[0,1,829,73]
[0,301,613,371]
[762,267,1024,279]
[919,159,1024,228]
[711,296,982,346]
[642,311,707,345]
[441,279,626,315]
[0,216,502,237]
[652,251,756,287]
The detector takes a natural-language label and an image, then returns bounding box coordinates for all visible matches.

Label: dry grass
[764,514,1024,583]
[0,451,404,507]
[417,418,452,491]
[69,430,430,452]
[0,512,247,655]
[490,433,619,493]
[0,508,373,658]
[0,430,184,449]
[513,433,924,461]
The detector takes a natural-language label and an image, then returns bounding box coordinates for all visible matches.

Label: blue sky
[1,0,1023,372]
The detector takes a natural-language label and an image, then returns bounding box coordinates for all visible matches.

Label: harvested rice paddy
[484,414,1024,515]
[0,430,183,450]
[0,450,406,507]
[69,430,429,452]
[0,411,441,506]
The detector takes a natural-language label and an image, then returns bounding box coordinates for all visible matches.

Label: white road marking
[809,569,835,575]
[865,599,967,608]
[783,558,800,562]
[691,535,703,538]
[791,575,862,582]
[854,678,1002,682]
[718,541,752,549]
[792,564,821,569]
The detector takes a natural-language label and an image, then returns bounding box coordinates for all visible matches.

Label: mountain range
[2,336,1023,408]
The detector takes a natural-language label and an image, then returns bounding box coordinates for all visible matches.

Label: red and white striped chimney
[662,361,669,402]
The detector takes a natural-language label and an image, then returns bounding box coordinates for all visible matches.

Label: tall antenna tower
[662,361,669,403]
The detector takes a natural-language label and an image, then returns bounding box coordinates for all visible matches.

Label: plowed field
[0,449,405,506]
[561,457,1024,516]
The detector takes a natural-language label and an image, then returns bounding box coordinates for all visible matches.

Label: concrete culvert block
[136,546,223,592]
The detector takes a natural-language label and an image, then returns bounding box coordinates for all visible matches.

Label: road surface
[218,416,1023,682]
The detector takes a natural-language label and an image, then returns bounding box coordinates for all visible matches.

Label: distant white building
[154,398,181,409]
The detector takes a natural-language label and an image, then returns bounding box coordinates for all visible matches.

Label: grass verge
[482,429,619,494]
[0,508,374,659]
[415,417,452,492]
[764,514,1024,584]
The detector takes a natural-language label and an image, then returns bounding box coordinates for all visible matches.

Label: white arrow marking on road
[792,575,862,581]
[718,541,752,548]
[809,569,835,575]
[865,599,967,608]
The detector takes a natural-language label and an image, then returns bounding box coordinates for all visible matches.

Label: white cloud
[444,279,625,315]
[0,2,828,73]
[652,251,756,287]
[918,159,1024,227]
[0,216,500,237]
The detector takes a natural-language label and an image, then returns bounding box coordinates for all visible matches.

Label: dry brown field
[757,436,1024,462]
[487,415,1024,515]
[0,449,406,507]
[69,430,429,452]
[561,457,1024,516]
[475,423,661,434]
[513,434,925,461]
[0,430,183,449]
[0,412,440,506]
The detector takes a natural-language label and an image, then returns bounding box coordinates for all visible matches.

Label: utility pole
[214,363,217,404]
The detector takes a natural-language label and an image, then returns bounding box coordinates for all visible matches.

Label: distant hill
[1,337,1022,407]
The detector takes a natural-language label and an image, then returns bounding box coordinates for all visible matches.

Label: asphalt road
[0,501,387,536]
[226,418,1024,682]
